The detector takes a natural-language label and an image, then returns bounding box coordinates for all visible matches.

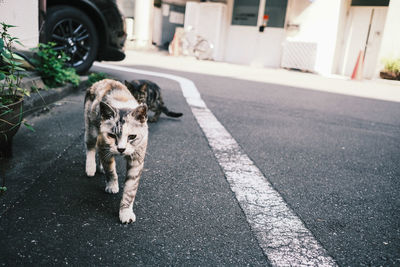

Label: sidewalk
[107,49,400,103]
[2,51,398,266]
[0,74,268,266]
[20,72,88,117]
[1,73,88,211]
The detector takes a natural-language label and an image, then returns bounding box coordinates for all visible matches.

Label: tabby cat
[84,79,148,224]
[124,80,183,122]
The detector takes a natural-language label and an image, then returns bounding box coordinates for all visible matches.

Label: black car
[41,0,126,73]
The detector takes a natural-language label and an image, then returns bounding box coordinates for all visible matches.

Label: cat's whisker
[99,149,113,162]
[105,151,113,161]
[134,151,145,163]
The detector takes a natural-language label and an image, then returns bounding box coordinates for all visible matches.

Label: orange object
[169,33,179,56]
[351,49,364,80]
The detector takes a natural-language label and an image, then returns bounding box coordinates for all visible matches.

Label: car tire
[42,6,98,74]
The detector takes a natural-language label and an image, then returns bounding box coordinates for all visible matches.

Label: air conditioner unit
[281,40,317,72]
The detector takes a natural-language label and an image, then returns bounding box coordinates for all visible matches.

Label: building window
[264,0,288,28]
[232,0,260,26]
[351,0,389,6]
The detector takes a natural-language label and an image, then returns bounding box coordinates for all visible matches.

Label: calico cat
[124,80,183,122]
[84,79,148,224]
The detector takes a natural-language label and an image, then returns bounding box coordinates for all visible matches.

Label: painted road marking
[94,62,338,266]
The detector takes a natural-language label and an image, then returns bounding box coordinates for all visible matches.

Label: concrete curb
[22,75,88,117]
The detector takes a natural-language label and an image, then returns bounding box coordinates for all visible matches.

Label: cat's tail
[161,106,183,118]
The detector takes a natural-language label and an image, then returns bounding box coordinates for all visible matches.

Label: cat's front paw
[86,162,96,177]
[119,208,136,224]
[105,181,119,194]
[86,150,96,177]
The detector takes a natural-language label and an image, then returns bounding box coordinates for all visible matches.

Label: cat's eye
[108,133,116,139]
[128,135,137,141]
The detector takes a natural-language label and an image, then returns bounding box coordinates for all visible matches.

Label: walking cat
[124,80,183,122]
[84,79,148,224]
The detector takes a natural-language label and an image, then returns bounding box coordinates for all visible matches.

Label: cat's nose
[117,148,126,153]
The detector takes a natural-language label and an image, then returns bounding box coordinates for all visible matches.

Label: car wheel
[42,6,98,74]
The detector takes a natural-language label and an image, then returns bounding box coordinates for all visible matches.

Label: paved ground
[96,62,400,266]
[1,51,399,266]
[0,85,268,266]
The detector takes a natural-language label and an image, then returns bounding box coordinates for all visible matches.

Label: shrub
[382,57,400,75]
[31,42,80,88]
[88,72,108,85]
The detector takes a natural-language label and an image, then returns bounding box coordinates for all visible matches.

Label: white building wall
[224,0,287,68]
[285,0,345,75]
[0,0,39,49]
[222,0,346,73]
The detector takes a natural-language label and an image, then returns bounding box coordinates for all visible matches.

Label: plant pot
[0,95,24,157]
[380,71,400,81]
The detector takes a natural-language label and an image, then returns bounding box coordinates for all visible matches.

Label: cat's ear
[139,83,147,93]
[100,102,116,120]
[132,104,147,123]
[124,80,132,89]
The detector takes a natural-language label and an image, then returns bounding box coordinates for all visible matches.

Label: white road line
[94,62,338,266]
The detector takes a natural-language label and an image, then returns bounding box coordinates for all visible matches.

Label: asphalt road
[1,64,399,266]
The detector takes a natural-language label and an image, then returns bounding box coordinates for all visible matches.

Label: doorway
[338,6,387,79]
[224,0,288,67]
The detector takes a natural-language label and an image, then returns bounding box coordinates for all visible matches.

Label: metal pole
[363,8,375,62]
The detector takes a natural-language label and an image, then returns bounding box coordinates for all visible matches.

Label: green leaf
[31,85,39,92]
[10,60,22,65]
[0,39,4,51]
[2,23,16,28]
[1,56,12,65]
[23,122,35,132]
[1,50,12,59]
[17,87,30,97]
[0,72,5,80]
[0,109,13,116]
[15,40,24,46]
[11,53,24,60]
[14,66,25,71]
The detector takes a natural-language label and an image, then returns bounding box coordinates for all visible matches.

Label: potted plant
[380,57,400,81]
[0,23,30,157]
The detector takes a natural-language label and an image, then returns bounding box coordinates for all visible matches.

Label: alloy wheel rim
[50,18,91,68]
